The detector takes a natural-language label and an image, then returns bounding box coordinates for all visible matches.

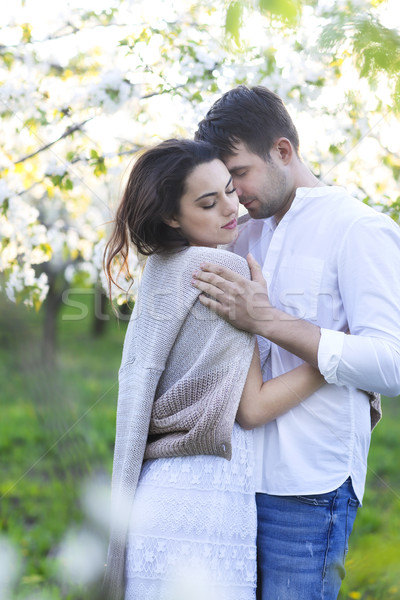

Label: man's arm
[317,215,400,397]
[193,214,400,398]
[192,253,321,368]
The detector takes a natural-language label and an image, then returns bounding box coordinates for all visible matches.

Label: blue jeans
[256,477,359,600]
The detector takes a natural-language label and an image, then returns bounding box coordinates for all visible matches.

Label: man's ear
[274,138,293,165]
[164,216,180,229]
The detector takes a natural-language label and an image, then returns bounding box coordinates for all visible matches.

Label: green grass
[1,292,126,599]
[338,397,400,600]
[1,291,399,599]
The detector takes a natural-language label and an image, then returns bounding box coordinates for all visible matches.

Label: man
[193,85,400,599]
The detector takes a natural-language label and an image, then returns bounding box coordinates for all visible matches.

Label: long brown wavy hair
[104,138,218,298]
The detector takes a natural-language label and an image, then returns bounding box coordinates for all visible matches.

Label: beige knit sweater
[103,246,256,600]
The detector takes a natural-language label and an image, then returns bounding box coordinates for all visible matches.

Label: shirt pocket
[273,256,324,322]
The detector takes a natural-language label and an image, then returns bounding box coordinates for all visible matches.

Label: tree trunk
[92,284,109,337]
[117,300,133,321]
[42,280,63,366]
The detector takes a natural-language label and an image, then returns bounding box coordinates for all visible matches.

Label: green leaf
[50,175,63,187]
[394,76,400,113]
[329,144,341,156]
[225,2,244,44]
[93,157,107,177]
[1,52,15,69]
[105,87,120,101]
[21,23,32,44]
[1,198,9,215]
[259,0,301,26]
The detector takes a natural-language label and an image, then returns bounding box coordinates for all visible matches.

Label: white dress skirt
[125,423,257,600]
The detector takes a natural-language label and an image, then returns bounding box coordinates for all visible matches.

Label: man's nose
[235,184,243,197]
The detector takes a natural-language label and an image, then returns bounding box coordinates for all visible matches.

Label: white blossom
[5,265,49,305]
[7,196,39,229]
[0,180,12,203]
[45,159,68,177]
[88,69,132,113]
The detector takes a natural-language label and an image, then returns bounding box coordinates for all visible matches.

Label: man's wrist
[254,307,296,337]
[252,306,321,367]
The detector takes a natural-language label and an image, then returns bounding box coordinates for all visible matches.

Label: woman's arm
[237,343,325,430]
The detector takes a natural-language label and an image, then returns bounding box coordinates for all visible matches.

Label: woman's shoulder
[183,246,250,278]
[146,246,250,284]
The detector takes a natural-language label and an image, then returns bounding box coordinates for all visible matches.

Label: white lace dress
[125,423,257,600]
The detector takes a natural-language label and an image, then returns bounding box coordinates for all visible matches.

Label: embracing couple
[103,86,400,600]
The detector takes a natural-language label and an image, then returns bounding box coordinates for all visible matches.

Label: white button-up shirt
[229,186,400,502]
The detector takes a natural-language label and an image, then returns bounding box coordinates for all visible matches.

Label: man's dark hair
[195,85,300,159]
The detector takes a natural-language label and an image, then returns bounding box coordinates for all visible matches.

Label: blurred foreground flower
[0,536,21,598]
[55,474,111,591]
[81,473,111,535]
[56,528,106,587]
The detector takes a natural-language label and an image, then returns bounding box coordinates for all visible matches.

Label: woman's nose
[223,192,239,214]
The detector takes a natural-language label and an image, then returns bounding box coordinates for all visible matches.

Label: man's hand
[192,253,321,367]
[192,253,273,333]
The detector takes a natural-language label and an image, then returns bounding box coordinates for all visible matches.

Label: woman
[103,139,325,600]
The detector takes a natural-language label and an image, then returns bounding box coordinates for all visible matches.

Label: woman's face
[166,159,239,248]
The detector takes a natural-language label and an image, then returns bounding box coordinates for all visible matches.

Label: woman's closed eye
[226,187,237,195]
[202,201,216,210]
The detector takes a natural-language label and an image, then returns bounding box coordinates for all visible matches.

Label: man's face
[223,141,293,221]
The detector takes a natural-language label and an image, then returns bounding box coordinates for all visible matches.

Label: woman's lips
[222,218,237,230]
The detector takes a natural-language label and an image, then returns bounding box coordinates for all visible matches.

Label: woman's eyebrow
[194,191,217,202]
[194,176,233,202]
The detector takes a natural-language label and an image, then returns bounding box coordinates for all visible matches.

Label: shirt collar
[247,186,344,231]
[295,185,344,199]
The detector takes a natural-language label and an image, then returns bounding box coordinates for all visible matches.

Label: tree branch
[0,21,143,50]
[16,146,143,196]
[14,118,94,165]
[70,146,143,165]
[12,80,191,166]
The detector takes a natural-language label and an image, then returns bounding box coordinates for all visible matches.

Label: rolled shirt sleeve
[318,328,400,397]
[318,214,400,398]
[317,328,345,384]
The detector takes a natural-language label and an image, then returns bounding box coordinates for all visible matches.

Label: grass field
[1,292,399,599]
